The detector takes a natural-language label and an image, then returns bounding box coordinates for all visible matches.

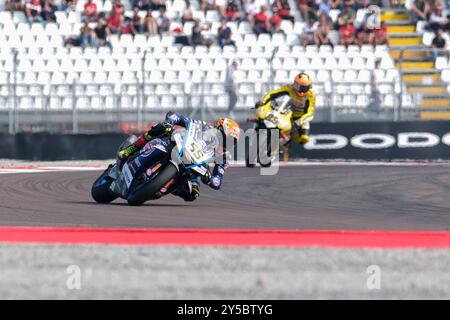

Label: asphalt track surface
[0,164,449,230]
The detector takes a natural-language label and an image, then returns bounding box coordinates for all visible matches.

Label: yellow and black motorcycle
[246,98,292,167]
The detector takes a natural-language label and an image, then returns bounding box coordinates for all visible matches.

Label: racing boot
[291,128,310,145]
[173,178,200,202]
[118,122,173,160]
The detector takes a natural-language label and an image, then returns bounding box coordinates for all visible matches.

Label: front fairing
[173,121,219,176]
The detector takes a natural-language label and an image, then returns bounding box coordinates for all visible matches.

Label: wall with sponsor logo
[0,121,448,160]
[289,121,450,160]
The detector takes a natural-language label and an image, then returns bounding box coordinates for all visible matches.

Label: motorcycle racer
[118,111,241,202]
[255,72,315,144]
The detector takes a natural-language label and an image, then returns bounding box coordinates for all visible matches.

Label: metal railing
[1,48,449,133]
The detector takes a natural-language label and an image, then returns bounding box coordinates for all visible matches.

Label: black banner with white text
[290,121,450,160]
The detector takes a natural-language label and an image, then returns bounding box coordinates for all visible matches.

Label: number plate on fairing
[122,162,134,189]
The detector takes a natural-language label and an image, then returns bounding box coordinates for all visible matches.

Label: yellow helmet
[293,72,312,97]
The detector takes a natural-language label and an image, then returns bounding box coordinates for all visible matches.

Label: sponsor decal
[146,163,162,176]
[211,176,221,187]
[154,144,167,153]
[122,163,133,188]
[160,178,174,193]
[143,143,154,152]
[305,132,450,150]
[290,121,450,159]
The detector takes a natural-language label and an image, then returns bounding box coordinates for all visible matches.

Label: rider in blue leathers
[118,111,241,201]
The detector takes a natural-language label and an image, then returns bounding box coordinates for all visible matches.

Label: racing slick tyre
[127,162,179,206]
[91,166,119,204]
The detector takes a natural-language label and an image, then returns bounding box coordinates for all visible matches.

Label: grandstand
[0,0,449,133]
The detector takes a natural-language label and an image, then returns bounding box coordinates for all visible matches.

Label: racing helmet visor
[293,82,311,93]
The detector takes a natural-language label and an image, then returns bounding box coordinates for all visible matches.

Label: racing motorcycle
[246,98,292,167]
[91,121,219,206]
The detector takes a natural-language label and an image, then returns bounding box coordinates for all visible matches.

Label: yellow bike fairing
[260,84,316,121]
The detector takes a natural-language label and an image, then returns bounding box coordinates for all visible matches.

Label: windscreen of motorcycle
[173,121,218,166]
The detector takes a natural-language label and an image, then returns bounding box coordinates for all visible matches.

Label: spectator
[94,16,113,50]
[431,28,448,59]
[331,0,341,9]
[272,0,294,24]
[83,0,97,20]
[252,5,270,35]
[410,0,430,22]
[270,12,284,33]
[191,20,213,47]
[225,0,241,21]
[358,0,370,9]
[151,0,166,11]
[318,0,332,17]
[429,0,442,12]
[298,0,318,21]
[41,0,57,22]
[200,0,218,12]
[156,8,171,33]
[145,10,159,35]
[336,0,361,11]
[314,14,333,46]
[79,20,96,48]
[181,0,195,24]
[225,60,238,118]
[132,7,145,33]
[25,0,43,24]
[61,0,77,11]
[429,3,447,32]
[5,0,23,11]
[121,17,136,35]
[373,21,388,45]
[339,18,356,46]
[107,12,122,34]
[301,18,317,46]
[357,5,380,44]
[112,0,125,16]
[244,0,262,25]
[337,5,356,26]
[217,18,236,48]
[366,4,381,29]
[139,0,152,10]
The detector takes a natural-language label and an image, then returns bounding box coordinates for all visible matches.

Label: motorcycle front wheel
[91,166,119,204]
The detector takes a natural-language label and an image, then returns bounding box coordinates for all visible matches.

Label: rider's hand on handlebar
[254,101,263,109]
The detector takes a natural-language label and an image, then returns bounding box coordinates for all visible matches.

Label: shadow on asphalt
[62,200,190,207]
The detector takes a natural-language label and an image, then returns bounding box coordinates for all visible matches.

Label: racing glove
[208,163,227,190]
[254,101,263,108]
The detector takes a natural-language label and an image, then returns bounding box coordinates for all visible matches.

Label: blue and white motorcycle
[91,121,218,206]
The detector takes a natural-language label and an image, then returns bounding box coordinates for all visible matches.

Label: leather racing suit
[119,111,228,202]
[259,84,316,144]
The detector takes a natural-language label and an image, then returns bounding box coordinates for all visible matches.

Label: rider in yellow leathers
[255,72,315,144]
